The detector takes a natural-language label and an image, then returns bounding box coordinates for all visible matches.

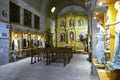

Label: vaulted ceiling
[45,0,89,19]
[23,0,117,20]
[23,0,43,11]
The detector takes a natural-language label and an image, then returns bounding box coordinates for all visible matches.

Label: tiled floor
[0,53,99,80]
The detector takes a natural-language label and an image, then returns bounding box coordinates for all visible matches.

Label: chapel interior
[0,0,120,80]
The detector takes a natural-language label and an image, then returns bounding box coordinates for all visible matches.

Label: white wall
[0,0,9,21]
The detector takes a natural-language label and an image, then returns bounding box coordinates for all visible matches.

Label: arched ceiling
[58,5,87,16]
[23,0,118,20]
[23,0,43,11]
[23,0,90,19]
[46,0,90,19]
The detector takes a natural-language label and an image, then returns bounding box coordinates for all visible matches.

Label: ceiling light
[93,17,97,19]
[96,13,98,15]
[98,2,103,6]
[51,7,56,13]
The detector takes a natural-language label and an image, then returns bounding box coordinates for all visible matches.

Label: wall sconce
[51,7,56,13]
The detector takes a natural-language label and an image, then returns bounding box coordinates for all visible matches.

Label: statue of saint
[95,22,105,64]
[60,33,65,41]
[70,31,74,40]
[107,1,120,70]
[69,18,75,27]
[14,34,18,51]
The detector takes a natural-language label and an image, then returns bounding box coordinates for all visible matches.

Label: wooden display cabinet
[11,29,21,51]
[30,32,38,48]
[37,34,42,48]
[22,31,31,57]
[22,31,31,49]
[10,29,22,61]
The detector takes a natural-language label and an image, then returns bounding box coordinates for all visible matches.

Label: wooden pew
[30,47,73,67]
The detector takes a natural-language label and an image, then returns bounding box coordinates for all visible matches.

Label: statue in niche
[70,31,74,40]
[31,35,36,48]
[41,37,46,48]
[69,18,75,27]
[78,19,84,26]
[95,22,105,64]
[107,1,120,70]
[60,19,65,27]
[13,34,19,51]
[23,34,28,49]
[60,33,65,41]
[27,37,30,48]
[79,32,84,42]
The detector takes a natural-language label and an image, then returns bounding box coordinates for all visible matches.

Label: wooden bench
[30,47,73,67]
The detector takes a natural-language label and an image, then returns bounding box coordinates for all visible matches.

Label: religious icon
[60,19,65,27]
[69,18,75,27]
[79,32,84,42]
[60,33,65,41]
[13,34,19,51]
[78,19,84,26]
[70,31,74,40]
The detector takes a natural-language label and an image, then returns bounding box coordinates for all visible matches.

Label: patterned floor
[0,53,99,80]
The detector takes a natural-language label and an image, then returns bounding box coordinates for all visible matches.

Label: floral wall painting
[69,18,75,27]
[60,33,65,41]
[70,31,74,40]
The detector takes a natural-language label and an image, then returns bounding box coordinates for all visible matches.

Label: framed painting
[10,2,20,24]
[70,31,74,40]
[24,9,32,27]
[60,33,65,41]
[34,15,40,29]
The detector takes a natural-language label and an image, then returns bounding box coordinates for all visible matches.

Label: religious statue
[78,19,84,26]
[69,18,75,27]
[13,34,18,51]
[60,33,65,41]
[95,22,105,64]
[60,19,66,27]
[107,1,120,70]
[70,31,74,40]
